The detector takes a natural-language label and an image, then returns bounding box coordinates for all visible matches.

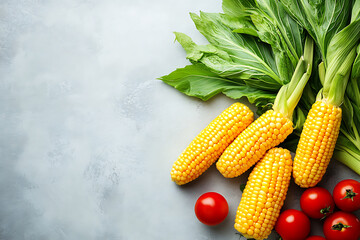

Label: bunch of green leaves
[335,47,360,174]
[160,0,308,118]
[280,0,360,106]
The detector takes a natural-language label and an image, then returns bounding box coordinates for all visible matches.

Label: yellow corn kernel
[170,103,254,185]
[216,110,293,178]
[234,148,293,240]
[293,100,342,188]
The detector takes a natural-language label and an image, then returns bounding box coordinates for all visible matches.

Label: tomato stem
[341,188,358,201]
[320,206,332,220]
[331,222,352,231]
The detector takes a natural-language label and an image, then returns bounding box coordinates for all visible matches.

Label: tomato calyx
[331,222,352,231]
[320,206,333,219]
[341,188,358,201]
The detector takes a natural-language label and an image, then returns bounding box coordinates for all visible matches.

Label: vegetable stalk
[334,45,360,175]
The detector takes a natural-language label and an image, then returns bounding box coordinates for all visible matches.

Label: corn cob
[234,148,293,240]
[216,37,314,178]
[293,100,342,187]
[170,103,253,185]
[216,110,293,178]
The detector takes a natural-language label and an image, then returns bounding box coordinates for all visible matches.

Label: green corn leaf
[280,0,352,61]
[222,0,256,17]
[174,32,231,62]
[255,0,304,63]
[347,46,360,106]
[159,63,239,101]
[334,135,360,175]
[342,95,355,137]
[159,63,276,107]
[352,0,360,22]
[174,31,280,90]
[323,19,360,105]
[189,12,283,88]
[352,104,360,140]
[222,0,306,84]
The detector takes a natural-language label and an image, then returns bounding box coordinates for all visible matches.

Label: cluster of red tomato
[275,179,360,240]
[193,179,360,240]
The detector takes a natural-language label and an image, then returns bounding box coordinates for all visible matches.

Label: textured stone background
[0,0,359,239]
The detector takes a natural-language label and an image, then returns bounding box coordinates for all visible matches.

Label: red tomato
[194,192,228,226]
[275,209,310,240]
[305,236,326,240]
[300,187,335,219]
[333,179,360,212]
[323,211,360,240]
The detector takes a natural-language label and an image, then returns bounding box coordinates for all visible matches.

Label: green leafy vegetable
[280,0,352,60]
[160,63,276,106]
[335,46,360,174]
[189,12,283,89]
[160,0,308,120]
